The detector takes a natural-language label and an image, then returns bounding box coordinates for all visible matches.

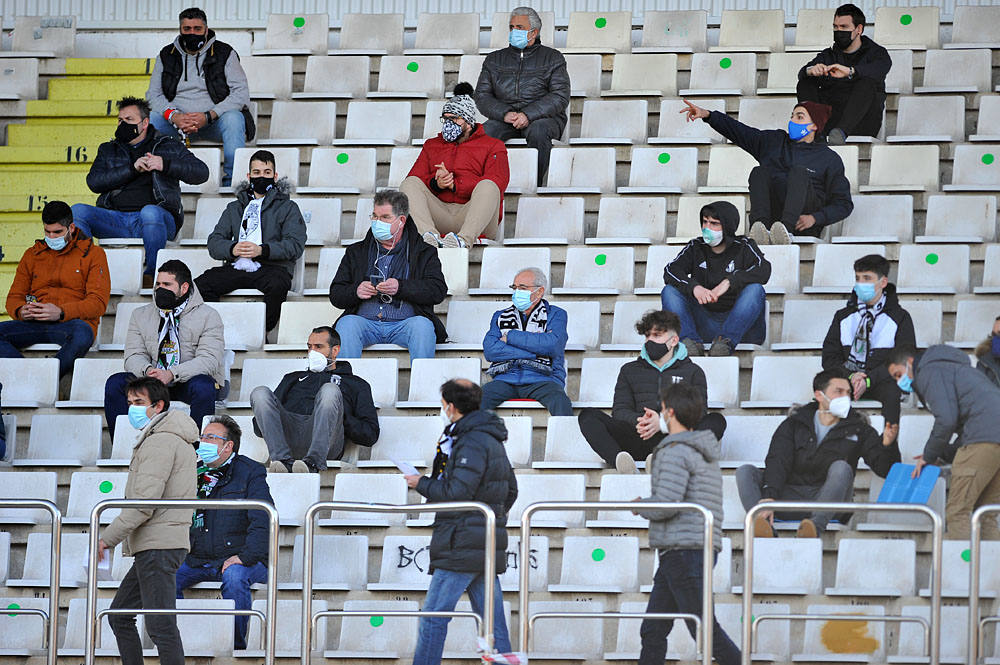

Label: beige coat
[101,409,199,555]
[123,284,226,386]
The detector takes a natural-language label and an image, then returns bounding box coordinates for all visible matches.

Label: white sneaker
[441,232,467,248]
[769,222,792,245]
[615,451,638,474]
[268,460,289,473]
[748,221,771,246]
[422,231,441,247]
[644,453,654,472]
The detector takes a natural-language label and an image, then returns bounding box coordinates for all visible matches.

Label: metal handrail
[741,501,943,665]
[969,504,1000,663]
[752,613,930,655]
[301,501,497,665]
[85,498,279,665]
[519,501,715,665]
[0,499,60,665]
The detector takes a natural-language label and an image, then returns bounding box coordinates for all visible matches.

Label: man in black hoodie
[681,99,853,244]
[250,326,379,473]
[797,4,892,144]
[822,254,914,437]
[195,150,306,332]
[329,189,448,360]
[661,201,771,357]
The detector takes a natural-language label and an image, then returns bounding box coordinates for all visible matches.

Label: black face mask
[179,32,206,52]
[115,121,141,143]
[154,287,182,310]
[833,30,854,50]
[644,340,671,361]
[250,176,275,195]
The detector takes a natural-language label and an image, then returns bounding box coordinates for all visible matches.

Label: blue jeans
[175,560,268,650]
[151,109,245,186]
[639,549,740,665]
[105,371,218,439]
[412,569,511,665]
[480,379,573,416]
[0,319,94,377]
[335,314,436,361]
[71,203,176,275]
[660,283,766,345]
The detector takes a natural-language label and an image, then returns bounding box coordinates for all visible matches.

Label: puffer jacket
[911,344,1000,464]
[207,178,306,276]
[636,429,724,552]
[475,40,571,132]
[86,126,210,230]
[101,409,199,556]
[974,338,1000,390]
[416,410,518,574]
[613,351,709,425]
[123,284,226,386]
[482,301,568,386]
[5,231,110,337]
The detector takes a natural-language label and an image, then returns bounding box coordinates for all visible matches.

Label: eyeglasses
[509,284,540,292]
[370,214,397,223]
[440,115,462,123]
[199,433,227,444]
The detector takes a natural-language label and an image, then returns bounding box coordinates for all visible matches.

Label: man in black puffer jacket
[475,7,570,185]
[195,149,306,331]
[404,379,518,664]
[176,415,273,650]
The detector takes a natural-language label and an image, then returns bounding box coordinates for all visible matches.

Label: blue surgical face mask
[128,404,151,430]
[509,28,529,49]
[788,120,812,141]
[44,234,68,251]
[371,219,394,242]
[701,227,724,247]
[853,282,877,303]
[512,289,534,312]
[896,365,913,393]
[196,442,220,464]
[441,119,463,143]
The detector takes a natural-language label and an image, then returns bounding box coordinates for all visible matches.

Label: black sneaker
[826,128,847,145]
[681,337,704,357]
[708,336,734,357]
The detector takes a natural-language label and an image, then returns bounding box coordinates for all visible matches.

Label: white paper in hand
[390,456,419,477]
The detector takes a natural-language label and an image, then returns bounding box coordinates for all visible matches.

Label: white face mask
[440,405,453,427]
[827,395,851,419]
[658,413,669,434]
[307,350,329,373]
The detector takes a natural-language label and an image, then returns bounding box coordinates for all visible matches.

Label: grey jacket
[124,285,226,386]
[475,41,570,132]
[207,178,306,275]
[913,344,1000,464]
[637,429,724,552]
[147,31,250,119]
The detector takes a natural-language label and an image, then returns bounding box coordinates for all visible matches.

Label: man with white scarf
[104,259,225,439]
[480,267,572,415]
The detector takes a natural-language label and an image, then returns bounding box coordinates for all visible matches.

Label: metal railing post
[969,505,1000,664]
[518,501,714,665]
[85,498,278,665]
[741,501,942,665]
[0,499,60,665]
[300,501,496,665]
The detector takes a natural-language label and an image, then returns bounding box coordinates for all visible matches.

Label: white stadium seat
[758,53,806,94]
[604,54,678,97]
[588,474,652,528]
[893,605,967,664]
[671,195,747,242]
[571,100,648,144]
[742,355,824,408]
[804,244,887,294]
[790,8,834,52]
[589,196,668,244]
[265,301,343,351]
[680,52,757,96]
[267,473,321,527]
[407,13,479,55]
[370,56,444,99]
[333,14,404,55]
[470,247,550,295]
[367,535,432,590]
[286,534,368,591]
[104,248,144,295]
[564,11,632,54]
[970,95,1000,138]
[860,145,939,192]
[896,244,970,294]
[529,601,604,659]
[13,414,101,466]
[61,598,122,656]
[888,95,965,143]
[533,416,605,469]
[826,538,916,596]
[9,16,76,57]
[915,49,992,94]
[0,58,39,100]
[320,473,408,527]
[65,472,128,524]
[149,599,233,657]
[719,415,785,468]
[917,195,997,243]
[944,145,1000,193]
[500,535,549,592]
[8,532,91,588]
[539,147,616,194]
[243,599,327,657]
[509,473,587,528]
[505,148,539,195]
[256,13,328,55]
[0,596,49,654]
[0,472,58,524]
[552,246,634,295]
[362,416,442,468]
[874,6,940,49]
[259,101,336,145]
[619,146,698,194]
[301,148,377,194]
[712,9,785,52]
[506,197,584,245]
[241,55,293,99]
[953,299,1000,346]
[636,11,707,53]
[699,145,757,193]
[325,600,417,658]
[295,55,369,99]
[795,604,885,662]
[735,538,822,594]
[947,5,1000,48]
[833,194,913,243]
[652,98,726,144]
[975,248,1000,295]
[549,536,639,593]
[337,101,411,146]
[397,357,481,408]
[563,54,602,97]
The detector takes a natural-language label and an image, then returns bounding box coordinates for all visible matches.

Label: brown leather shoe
[753,516,776,538]
[796,518,818,538]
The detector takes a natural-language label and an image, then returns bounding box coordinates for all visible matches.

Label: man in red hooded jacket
[401,82,509,249]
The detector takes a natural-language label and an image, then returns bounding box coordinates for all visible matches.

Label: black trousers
[195,263,292,332]
[579,408,728,466]
[862,372,903,425]
[747,165,824,237]
[109,548,187,665]
[797,76,884,139]
[483,117,563,186]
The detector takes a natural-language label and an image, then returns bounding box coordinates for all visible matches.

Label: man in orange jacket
[1,201,111,376]
[400,82,509,249]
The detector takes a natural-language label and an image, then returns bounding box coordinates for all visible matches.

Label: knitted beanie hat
[442,82,478,126]
[796,101,833,134]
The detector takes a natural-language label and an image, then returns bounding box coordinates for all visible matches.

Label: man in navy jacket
[481,267,571,415]
[175,415,273,650]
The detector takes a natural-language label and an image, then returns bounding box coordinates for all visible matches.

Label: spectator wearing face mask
[736,368,898,538]
[399,82,510,249]
[480,267,572,416]
[661,201,771,357]
[580,310,727,474]
[974,316,1000,390]
[194,150,306,332]
[250,326,379,474]
[680,99,853,244]
[797,3,891,144]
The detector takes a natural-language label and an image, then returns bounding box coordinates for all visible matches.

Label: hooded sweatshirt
[975,337,1000,390]
[663,200,771,312]
[911,344,1000,464]
[636,429,724,552]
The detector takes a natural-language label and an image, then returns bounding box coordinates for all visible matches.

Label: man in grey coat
[195,149,306,331]
[888,344,1000,539]
[475,7,570,185]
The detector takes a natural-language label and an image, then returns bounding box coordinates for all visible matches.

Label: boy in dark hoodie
[681,99,854,245]
[797,3,892,143]
[661,201,771,357]
[822,254,914,439]
[196,149,306,332]
[632,382,739,665]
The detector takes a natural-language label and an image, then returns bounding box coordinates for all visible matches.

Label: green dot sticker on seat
[983,153,995,165]
[591,548,606,562]
[594,253,607,266]
[739,614,756,624]
[99,480,113,494]
[657,152,671,164]
[926,253,939,265]
[594,17,607,29]
[370,616,384,627]
[961,548,972,562]
[406,61,419,72]
[719,57,732,69]
[292,17,305,28]
[336,152,349,164]
[900,14,913,25]
[6,603,20,617]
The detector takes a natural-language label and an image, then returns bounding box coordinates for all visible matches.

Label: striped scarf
[487,301,553,377]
